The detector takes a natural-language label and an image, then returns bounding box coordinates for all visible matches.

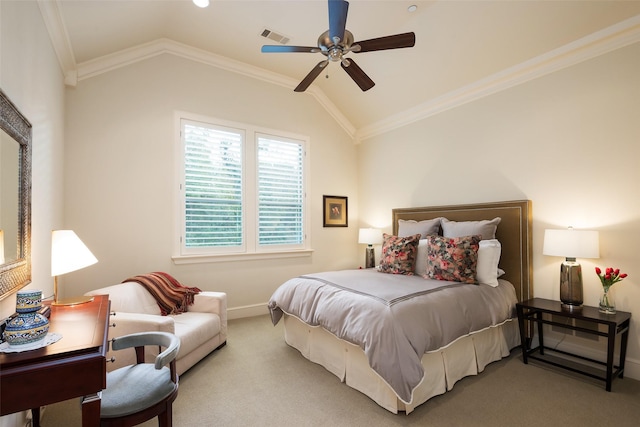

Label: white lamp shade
[543,228,599,259]
[358,228,383,245]
[193,0,209,7]
[51,230,98,276]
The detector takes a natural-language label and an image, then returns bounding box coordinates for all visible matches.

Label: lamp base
[53,275,94,306]
[365,246,375,269]
[52,295,94,306]
[559,258,583,307]
[561,303,583,312]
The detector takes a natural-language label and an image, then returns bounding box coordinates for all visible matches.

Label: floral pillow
[424,235,481,284]
[378,233,421,275]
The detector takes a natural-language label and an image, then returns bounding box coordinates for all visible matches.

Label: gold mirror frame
[0,89,32,299]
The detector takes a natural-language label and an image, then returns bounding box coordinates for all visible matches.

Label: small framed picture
[323,195,348,227]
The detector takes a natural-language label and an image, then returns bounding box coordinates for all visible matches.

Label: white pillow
[398,218,441,238]
[476,239,502,287]
[414,239,429,276]
[442,217,501,240]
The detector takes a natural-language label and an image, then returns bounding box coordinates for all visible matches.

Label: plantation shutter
[257,135,304,246]
[183,121,243,249]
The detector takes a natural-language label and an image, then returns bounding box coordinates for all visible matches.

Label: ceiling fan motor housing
[318,30,355,61]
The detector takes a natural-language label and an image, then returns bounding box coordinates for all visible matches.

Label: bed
[268,200,532,414]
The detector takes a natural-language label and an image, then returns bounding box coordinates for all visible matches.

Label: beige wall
[0,3,65,318]
[0,1,66,426]
[357,42,640,379]
[63,54,360,317]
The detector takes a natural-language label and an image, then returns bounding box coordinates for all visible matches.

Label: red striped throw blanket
[123,272,201,315]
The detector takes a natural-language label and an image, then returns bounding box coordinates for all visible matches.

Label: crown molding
[37,0,77,85]
[74,38,357,138]
[355,14,640,142]
[37,2,355,138]
[37,1,638,144]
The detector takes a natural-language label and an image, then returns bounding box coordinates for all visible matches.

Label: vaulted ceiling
[41,0,640,140]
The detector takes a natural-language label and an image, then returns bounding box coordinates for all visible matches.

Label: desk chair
[100,332,180,427]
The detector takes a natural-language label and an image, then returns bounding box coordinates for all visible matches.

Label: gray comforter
[268,269,517,404]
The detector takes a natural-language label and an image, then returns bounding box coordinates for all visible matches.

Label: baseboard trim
[228,303,269,320]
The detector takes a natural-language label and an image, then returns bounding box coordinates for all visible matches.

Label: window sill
[172,249,314,265]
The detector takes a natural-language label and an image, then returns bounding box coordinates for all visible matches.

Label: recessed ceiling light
[408,5,418,13]
[193,0,209,8]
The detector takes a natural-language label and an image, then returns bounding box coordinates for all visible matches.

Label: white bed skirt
[282,313,520,414]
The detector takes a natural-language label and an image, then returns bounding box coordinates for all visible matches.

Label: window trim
[173,111,311,262]
[171,248,314,265]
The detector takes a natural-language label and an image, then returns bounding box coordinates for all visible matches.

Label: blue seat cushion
[101,364,177,418]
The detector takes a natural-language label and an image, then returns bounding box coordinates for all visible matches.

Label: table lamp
[543,227,599,310]
[51,230,98,306]
[358,228,382,269]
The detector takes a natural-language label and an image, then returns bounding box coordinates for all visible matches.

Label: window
[256,134,305,246]
[176,114,309,261]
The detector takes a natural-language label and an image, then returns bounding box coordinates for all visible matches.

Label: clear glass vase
[599,286,616,314]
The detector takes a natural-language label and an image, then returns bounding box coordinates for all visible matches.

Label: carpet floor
[42,314,640,426]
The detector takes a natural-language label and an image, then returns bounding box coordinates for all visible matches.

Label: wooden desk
[1,295,110,426]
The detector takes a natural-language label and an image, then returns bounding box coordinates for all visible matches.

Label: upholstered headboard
[392,200,533,302]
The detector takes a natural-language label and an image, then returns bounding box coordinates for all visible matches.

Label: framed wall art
[323,195,348,227]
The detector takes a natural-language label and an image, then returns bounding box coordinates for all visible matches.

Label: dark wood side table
[0,295,110,426]
[516,297,631,391]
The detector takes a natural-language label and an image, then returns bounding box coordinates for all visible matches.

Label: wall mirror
[0,88,32,300]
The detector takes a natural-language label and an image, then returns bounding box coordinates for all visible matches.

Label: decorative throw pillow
[424,235,481,284]
[378,233,421,275]
[441,217,501,240]
[476,239,502,287]
[398,218,441,238]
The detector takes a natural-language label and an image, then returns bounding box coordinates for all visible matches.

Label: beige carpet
[43,315,640,426]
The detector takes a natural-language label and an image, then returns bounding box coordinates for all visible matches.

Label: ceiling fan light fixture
[329,48,342,61]
[408,5,418,13]
[193,0,210,8]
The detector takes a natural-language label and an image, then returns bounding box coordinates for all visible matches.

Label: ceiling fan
[261,0,415,92]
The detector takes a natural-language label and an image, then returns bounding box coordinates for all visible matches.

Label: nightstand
[516,297,631,391]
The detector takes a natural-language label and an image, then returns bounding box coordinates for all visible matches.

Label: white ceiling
[44,0,640,140]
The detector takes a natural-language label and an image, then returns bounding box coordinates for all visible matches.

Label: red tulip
[595,266,628,288]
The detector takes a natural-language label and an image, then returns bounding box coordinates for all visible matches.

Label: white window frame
[173,112,312,264]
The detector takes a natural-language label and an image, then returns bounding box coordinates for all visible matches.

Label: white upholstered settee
[86,281,227,375]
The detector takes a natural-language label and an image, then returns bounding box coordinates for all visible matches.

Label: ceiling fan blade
[340,58,375,92]
[294,61,329,92]
[353,32,416,53]
[328,0,349,44]
[262,45,319,53]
